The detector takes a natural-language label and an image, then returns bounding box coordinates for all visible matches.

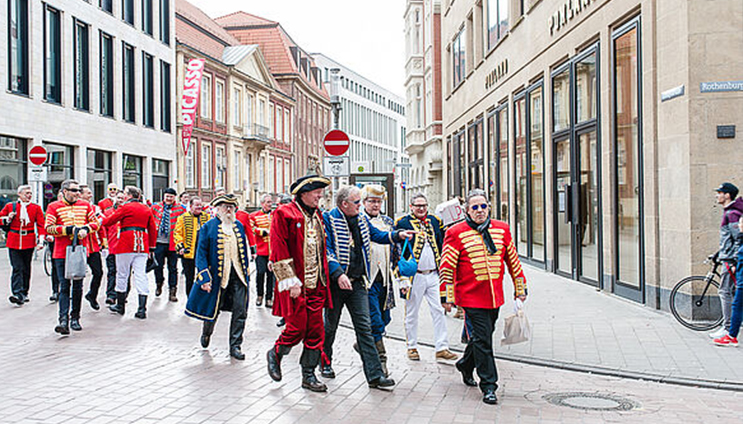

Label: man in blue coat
[320,185,413,390]
[185,194,250,360]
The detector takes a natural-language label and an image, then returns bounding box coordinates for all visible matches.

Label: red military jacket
[235,210,257,250]
[151,202,186,251]
[0,202,46,250]
[45,200,100,259]
[98,197,115,215]
[86,205,105,254]
[101,200,157,254]
[249,209,271,256]
[102,205,121,254]
[269,201,331,317]
[439,219,527,309]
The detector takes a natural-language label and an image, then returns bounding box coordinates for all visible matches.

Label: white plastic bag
[501,299,530,346]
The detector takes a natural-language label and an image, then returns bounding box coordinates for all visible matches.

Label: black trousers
[53,258,83,322]
[202,270,248,349]
[182,258,195,296]
[86,251,103,298]
[154,242,178,288]
[324,278,383,382]
[255,255,274,299]
[457,307,500,392]
[105,253,117,299]
[9,248,33,298]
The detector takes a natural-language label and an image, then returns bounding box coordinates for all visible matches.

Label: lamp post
[329,68,341,129]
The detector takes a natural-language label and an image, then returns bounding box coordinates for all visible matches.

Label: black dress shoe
[320,364,336,379]
[455,361,477,387]
[105,297,115,305]
[50,293,59,302]
[368,376,396,391]
[482,390,498,405]
[155,284,163,297]
[230,347,245,360]
[276,318,285,327]
[301,373,328,392]
[9,295,22,305]
[54,323,70,335]
[200,333,210,348]
[70,319,82,331]
[21,295,29,303]
[267,348,282,381]
[85,293,100,310]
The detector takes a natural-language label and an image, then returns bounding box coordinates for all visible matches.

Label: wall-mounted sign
[485,59,508,90]
[717,125,736,139]
[661,85,685,102]
[549,0,599,36]
[700,81,743,93]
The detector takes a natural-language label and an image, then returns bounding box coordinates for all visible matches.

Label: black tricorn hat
[211,193,239,207]
[290,172,331,195]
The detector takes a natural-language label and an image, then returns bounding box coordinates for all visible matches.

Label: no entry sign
[29,146,48,166]
[323,130,350,156]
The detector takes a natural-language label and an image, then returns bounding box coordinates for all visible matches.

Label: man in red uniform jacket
[439,189,528,405]
[151,188,186,301]
[102,190,126,304]
[266,173,332,392]
[102,186,157,319]
[98,183,119,215]
[80,185,105,311]
[45,179,100,335]
[1,185,45,305]
[249,194,274,307]
[235,206,257,256]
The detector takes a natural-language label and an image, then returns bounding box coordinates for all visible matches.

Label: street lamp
[329,68,341,129]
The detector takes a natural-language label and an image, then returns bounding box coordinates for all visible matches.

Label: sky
[187,0,407,97]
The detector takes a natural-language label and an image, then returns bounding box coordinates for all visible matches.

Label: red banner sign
[181,59,205,155]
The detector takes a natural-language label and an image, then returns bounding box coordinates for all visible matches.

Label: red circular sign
[29,146,48,166]
[323,130,350,156]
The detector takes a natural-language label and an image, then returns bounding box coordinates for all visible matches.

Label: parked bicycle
[670,252,729,331]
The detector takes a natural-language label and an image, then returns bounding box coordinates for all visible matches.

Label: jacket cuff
[272,258,297,282]
[330,268,344,282]
[277,277,302,292]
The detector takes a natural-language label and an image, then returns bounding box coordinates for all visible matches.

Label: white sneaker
[709,327,727,339]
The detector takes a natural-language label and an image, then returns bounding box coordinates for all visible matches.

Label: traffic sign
[323,156,350,177]
[29,146,48,166]
[28,166,48,182]
[323,130,350,156]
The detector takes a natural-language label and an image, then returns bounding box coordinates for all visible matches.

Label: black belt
[8,229,30,236]
[121,226,147,232]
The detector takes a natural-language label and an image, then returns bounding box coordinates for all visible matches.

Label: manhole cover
[543,392,639,411]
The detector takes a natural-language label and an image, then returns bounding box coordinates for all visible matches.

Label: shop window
[0,136,28,200]
[86,149,112,202]
[122,154,142,189]
[151,159,169,202]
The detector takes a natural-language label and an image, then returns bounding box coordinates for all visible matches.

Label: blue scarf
[159,204,172,237]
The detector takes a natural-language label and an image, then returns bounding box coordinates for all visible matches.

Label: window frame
[8,0,29,95]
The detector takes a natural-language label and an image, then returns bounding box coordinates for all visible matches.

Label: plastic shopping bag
[501,299,531,346]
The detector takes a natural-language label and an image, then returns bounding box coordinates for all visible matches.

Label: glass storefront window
[467,118,484,190]
[151,159,169,202]
[498,108,509,222]
[530,86,545,261]
[552,68,570,133]
[576,53,597,123]
[0,136,27,201]
[86,149,112,203]
[514,96,527,255]
[122,154,142,189]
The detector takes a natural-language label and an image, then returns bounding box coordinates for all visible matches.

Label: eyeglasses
[66,188,81,193]
[352,199,361,205]
[412,204,428,208]
[471,204,489,211]
[108,187,118,192]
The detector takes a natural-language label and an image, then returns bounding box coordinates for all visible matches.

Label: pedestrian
[234,202,257,261]
[709,182,743,339]
[715,214,743,346]
[393,193,458,362]
[102,190,127,304]
[174,196,210,296]
[185,194,250,360]
[98,183,119,214]
[440,189,528,405]
[45,179,100,334]
[179,191,190,210]
[47,191,66,302]
[249,194,275,307]
[102,186,157,319]
[266,173,332,392]
[1,185,46,305]
[151,187,186,301]
[320,185,411,389]
[80,185,105,310]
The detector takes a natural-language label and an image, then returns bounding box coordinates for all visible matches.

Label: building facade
[216,12,331,179]
[404,0,444,207]
[311,53,409,215]
[175,0,292,205]
[442,0,743,308]
[1,0,176,204]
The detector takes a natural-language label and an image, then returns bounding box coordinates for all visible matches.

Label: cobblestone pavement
[371,264,743,387]
[1,254,743,423]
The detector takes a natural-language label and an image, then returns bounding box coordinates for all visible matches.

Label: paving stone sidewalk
[367,264,743,388]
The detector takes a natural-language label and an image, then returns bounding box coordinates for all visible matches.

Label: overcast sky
[187,0,407,97]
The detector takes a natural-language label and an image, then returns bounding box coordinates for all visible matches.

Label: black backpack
[1,202,18,233]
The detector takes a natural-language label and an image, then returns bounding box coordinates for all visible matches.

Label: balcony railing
[242,123,271,143]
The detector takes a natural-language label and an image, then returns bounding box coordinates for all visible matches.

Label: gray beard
[219,213,235,226]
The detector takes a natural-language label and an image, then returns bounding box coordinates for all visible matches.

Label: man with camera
[174,196,210,296]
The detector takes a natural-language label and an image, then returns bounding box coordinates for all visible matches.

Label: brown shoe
[169,287,177,302]
[407,348,420,361]
[435,349,459,361]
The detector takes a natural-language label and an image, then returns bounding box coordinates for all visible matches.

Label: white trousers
[404,271,449,351]
[116,253,149,295]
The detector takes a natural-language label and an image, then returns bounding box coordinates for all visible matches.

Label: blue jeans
[53,259,83,322]
[368,275,391,342]
[728,246,743,338]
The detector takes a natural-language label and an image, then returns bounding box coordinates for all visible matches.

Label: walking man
[80,185,105,310]
[102,186,157,319]
[175,196,210,296]
[45,180,100,334]
[394,193,458,362]
[321,186,410,389]
[151,188,186,301]
[185,194,250,360]
[249,194,275,307]
[266,173,332,392]
[440,189,528,405]
[102,190,126,304]
[1,185,46,305]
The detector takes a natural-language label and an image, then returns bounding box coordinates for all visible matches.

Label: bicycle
[42,239,52,277]
[669,253,729,331]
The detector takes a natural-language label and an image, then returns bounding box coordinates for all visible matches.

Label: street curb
[339,322,743,393]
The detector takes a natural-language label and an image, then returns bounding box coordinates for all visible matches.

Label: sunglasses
[471,203,489,211]
[352,199,361,205]
[66,188,81,193]
[412,204,428,208]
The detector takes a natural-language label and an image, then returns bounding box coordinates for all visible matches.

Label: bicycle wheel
[44,248,52,277]
[669,276,723,331]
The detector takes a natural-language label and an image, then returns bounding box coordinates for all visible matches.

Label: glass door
[554,137,573,276]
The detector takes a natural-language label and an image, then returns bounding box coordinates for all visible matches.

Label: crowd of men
[1,173,530,405]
